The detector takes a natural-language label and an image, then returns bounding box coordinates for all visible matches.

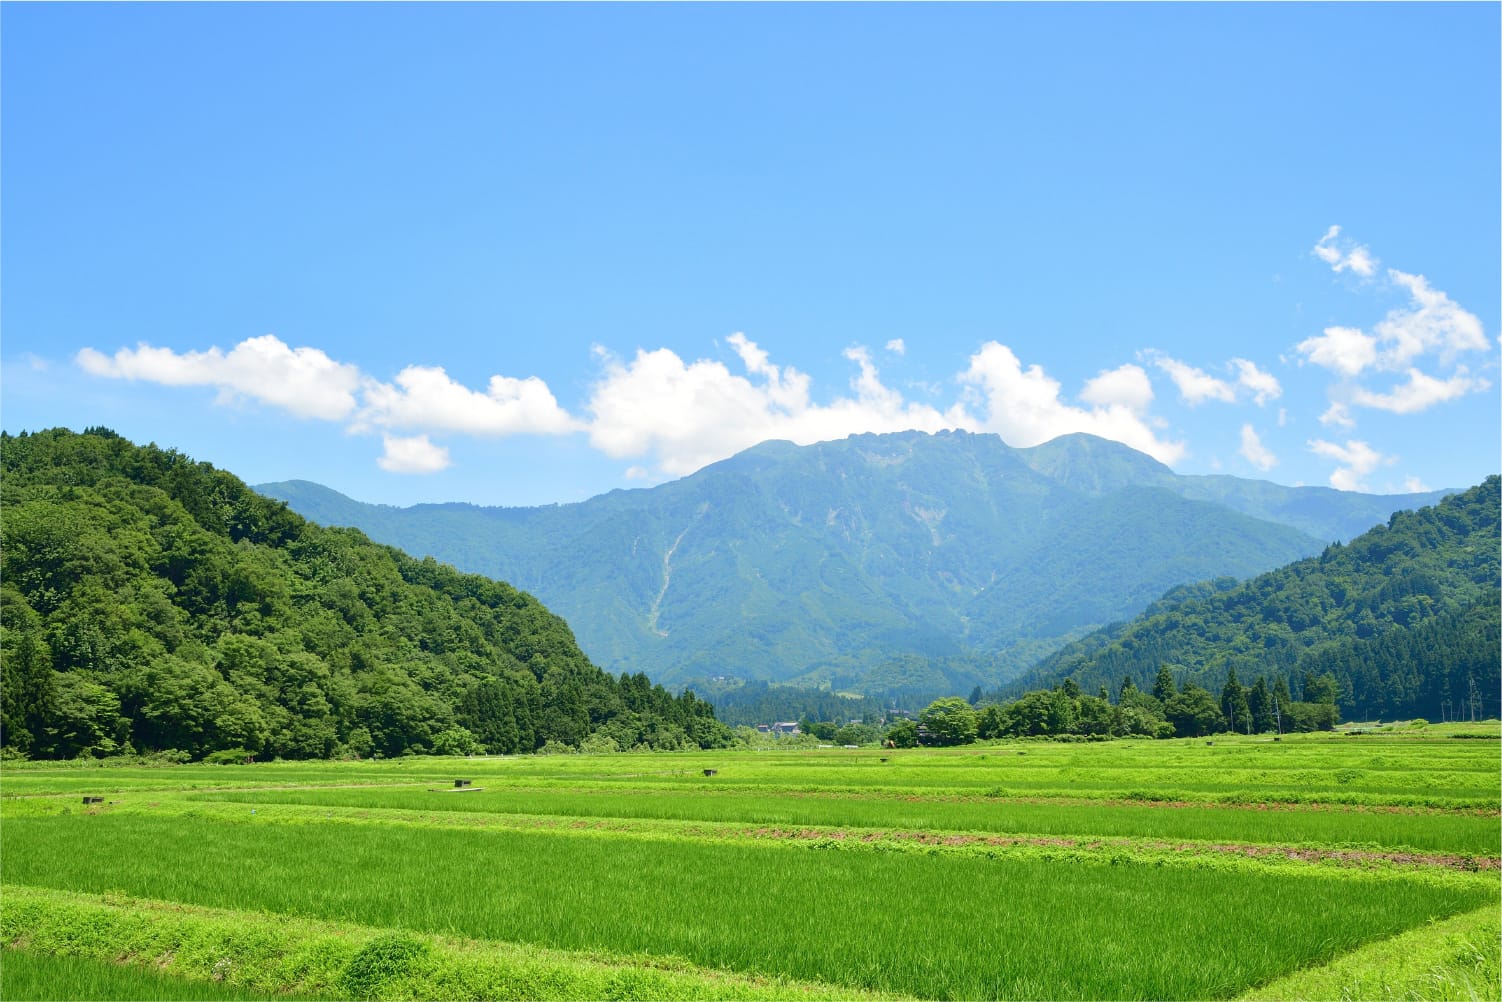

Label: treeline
[692,678,889,729]
[1,428,732,760]
[903,666,1337,746]
[1013,477,1500,723]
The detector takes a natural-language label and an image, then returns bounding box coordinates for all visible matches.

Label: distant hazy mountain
[259,430,1449,698]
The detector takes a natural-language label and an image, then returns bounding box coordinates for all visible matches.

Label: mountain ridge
[259,430,1451,697]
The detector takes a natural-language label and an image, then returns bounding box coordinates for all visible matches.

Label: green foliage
[1021,478,1501,723]
[884,719,918,748]
[918,696,978,745]
[0,428,731,760]
[338,934,432,998]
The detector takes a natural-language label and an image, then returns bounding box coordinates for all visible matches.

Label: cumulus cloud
[376,434,451,474]
[1079,363,1154,412]
[1313,225,1378,278]
[1147,354,1236,406]
[356,365,579,436]
[77,331,1195,480]
[585,334,959,477]
[76,335,361,420]
[1239,424,1277,471]
[1295,326,1378,378]
[958,343,1184,463]
[1231,358,1281,406]
[1308,438,1393,492]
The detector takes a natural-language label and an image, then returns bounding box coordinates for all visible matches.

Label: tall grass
[3,813,1493,1000]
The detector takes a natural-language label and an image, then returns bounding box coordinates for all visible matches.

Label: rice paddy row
[3,727,1498,1000]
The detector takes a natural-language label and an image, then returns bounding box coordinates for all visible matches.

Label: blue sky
[4,3,1497,507]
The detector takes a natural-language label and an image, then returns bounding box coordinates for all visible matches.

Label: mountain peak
[1018,434,1175,495]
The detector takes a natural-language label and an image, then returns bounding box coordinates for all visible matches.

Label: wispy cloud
[1298,228,1491,424]
[1231,358,1281,406]
[1147,354,1237,406]
[1307,438,1393,492]
[1239,424,1277,471]
[1312,225,1378,278]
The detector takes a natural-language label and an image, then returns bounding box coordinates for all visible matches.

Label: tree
[1152,665,1178,703]
[1247,676,1274,734]
[1164,684,1224,737]
[918,697,978,745]
[885,718,918,748]
[1219,667,1251,735]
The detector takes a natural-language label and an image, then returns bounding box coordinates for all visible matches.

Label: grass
[0,947,302,1001]
[2,732,1497,1000]
[3,811,1494,1000]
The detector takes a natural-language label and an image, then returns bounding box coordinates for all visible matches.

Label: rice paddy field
[3,724,1499,1000]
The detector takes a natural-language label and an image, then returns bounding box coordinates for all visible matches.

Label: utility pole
[1272,697,1282,736]
[1468,674,1480,722]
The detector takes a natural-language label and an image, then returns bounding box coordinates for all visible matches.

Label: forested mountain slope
[0,428,729,760]
[1014,477,1500,722]
[260,430,1444,696]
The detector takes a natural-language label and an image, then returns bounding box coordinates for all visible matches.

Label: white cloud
[1239,424,1277,471]
[1307,438,1393,492]
[1148,354,1236,406]
[1319,402,1356,428]
[958,342,1184,463]
[1079,363,1154,413]
[1231,358,1281,406]
[1349,368,1487,414]
[356,365,579,436]
[376,434,451,474]
[1376,269,1488,367]
[584,335,959,477]
[1313,225,1378,278]
[885,338,906,356]
[1295,326,1379,377]
[1404,476,1431,493]
[1298,233,1489,399]
[76,335,361,420]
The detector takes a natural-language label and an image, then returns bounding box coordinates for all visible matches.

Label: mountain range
[259,430,1449,700]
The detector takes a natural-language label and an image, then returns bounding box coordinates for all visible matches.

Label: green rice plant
[3,813,1494,1000]
[192,784,1501,856]
[1239,904,1501,1001]
[1,885,884,1001]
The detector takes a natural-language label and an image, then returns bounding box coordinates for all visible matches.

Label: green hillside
[259,430,1445,696]
[0,428,730,760]
[1014,477,1500,722]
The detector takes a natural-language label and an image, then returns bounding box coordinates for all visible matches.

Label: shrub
[338,934,432,998]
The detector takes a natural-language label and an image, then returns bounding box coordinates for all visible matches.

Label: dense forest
[1012,477,1500,723]
[0,428,731,760]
